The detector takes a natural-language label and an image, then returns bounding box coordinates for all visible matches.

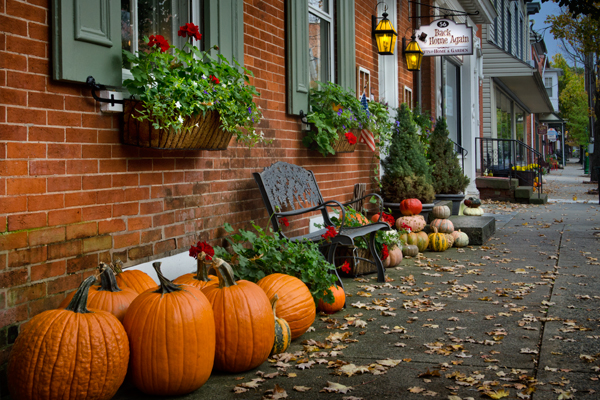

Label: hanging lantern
[403,34,424,71]
[373,12,398,55]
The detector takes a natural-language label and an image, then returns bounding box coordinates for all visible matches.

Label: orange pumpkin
[59,264,138,321]
[203,259,275,373]
[383,245,403,267]
[9,276,129,400]
[347,211,369,225]
[123,262,216,395]
[399,198,423,216]
[173,258,218,290]
[257,273,316,340]
[113,261,156,294]
[318,284,345,314]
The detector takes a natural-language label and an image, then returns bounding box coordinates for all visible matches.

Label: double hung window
[308,0,334,88]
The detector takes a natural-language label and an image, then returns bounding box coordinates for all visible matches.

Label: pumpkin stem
[113,259,124,274]
[97,265,122,292]
[194,254,212,282]
[271,294,279,318]
[152,262,183,294]
[211,258,237,289]
[64,275,98,314]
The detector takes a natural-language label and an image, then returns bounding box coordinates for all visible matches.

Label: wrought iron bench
[252,161,390,283]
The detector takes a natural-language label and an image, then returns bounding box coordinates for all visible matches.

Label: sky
[529,1,568,65]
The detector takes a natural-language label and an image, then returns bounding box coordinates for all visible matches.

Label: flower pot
[122,100,233,150]
[434,194,465,215]
[331,130,359,153]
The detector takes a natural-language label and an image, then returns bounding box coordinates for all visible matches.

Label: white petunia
[175,101,181,109]
[178,115,184,124]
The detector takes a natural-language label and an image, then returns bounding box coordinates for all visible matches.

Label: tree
[381,104,435,203]
[427,117,470,194]
[547,7,600,181]
[542,0,600,19]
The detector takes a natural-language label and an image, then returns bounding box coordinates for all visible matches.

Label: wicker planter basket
[122,100,233,150]
[331,129,359,153]
[336,246,378,276]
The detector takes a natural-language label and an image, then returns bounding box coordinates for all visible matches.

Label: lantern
[403,34,424,71]
[373,12,398,55]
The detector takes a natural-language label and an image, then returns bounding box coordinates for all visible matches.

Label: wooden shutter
[286,0,309,116]
[204,0,244,66]
[336,0,356,93]
[52,0,122,86]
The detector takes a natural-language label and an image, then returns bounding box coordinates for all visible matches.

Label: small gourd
[383,245,403,267]
[428,227,448,252]
[431,205,451,219]
[430,218,455,234]
[463,206,484,216]
[271,294,292,356]
[402,244,419,257]
[453,230,469,247]
[445,233,454,248]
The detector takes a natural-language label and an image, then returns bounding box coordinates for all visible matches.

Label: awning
[456,0,498,24]
[495,71,554,113]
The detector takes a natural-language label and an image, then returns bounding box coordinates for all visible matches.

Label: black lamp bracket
[407,1,479,20]
[371,2,391,37]
[86,76,125,106]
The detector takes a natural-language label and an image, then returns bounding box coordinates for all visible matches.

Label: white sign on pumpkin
[415,19,473,56]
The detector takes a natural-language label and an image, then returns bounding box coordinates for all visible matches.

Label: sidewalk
[113,171,600,400]
[544,162,599,203]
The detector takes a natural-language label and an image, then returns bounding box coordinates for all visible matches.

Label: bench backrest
[253,162,327,232]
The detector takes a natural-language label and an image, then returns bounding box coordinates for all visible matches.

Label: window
[52,0,243,87]
[308,0,334,88]
[500,0,505,50]
[507,8,512,54]
[545,77,553,97]
[443,58,461,146]
[121,1,201,70]
[519,15,523,59]
[404,86,412,109]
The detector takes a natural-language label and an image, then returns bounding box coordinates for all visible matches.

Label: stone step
[448,216,496,246]
[515,186,533,199]
[529,192,548,204]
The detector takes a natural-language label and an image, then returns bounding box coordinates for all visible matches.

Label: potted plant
[303,82,369,156]
[380,104,435,218]
[427,117,470,215]
[122,23,267,150]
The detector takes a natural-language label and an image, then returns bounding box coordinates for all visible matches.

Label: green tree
[381,104,435,203]
[547,7,599,180]
[557,71,590,147]
[428,117,470,194]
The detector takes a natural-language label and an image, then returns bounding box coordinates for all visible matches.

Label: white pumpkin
[463,207,484,216]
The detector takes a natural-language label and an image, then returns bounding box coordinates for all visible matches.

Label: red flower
[321,225,337,241]
[381,244,389,260]
[189,241,214,261]
[345,131,357,145]
[340,261,351,274]
[178,22,202,40]
[147,34,170,53]
[400,222,412,232]
[381,212,395,227]
[209,75,220,84]
[279,217,290,227]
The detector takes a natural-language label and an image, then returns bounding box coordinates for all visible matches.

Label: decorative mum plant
[122,23,267,147]
[213,223,338,305]
[303,81,369,156]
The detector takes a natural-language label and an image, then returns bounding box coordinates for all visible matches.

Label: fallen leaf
[321,381,353,394]
[293,386,311,392]
[408,386,425,393]
[482,389,510,399]
[262,384,287,399]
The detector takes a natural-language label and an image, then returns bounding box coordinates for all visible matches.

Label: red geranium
[178,22,202,40]
[381,244,389,260]
[381,212,395,227]
[321,226,337,241]
[340,261,351,274]
[189,241,214,261]
[147,34,170,53]
[279,217,290,227]
[209,75,220,84]
[400,222,412,233]
[345,131,357,145]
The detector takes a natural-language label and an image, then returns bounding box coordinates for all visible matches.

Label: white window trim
[308,0,335,84]
[121,0,202,81]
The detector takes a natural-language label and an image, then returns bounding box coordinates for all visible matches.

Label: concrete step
[515,186,533,199]
[529,192,548,204]
[448,216,496,246]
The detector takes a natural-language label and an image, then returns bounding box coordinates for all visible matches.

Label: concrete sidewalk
[113,171,600,400]
[544,162,598,203]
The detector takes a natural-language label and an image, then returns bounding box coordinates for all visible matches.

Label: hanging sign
[414,19,473,56]
[547,128,557,142]
[537,124,547,135]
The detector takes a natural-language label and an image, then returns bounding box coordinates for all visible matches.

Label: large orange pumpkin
[8,275,129,400]
[113,261,156,294]
[123,262,216,396]
[399,198,422,216]
[318,284,345,314]
[257,273,316,340]
[59,264,138,321]
[173,258,218,290]
[203,259,275,373]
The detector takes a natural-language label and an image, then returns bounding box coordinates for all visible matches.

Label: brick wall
[0,0,420,388]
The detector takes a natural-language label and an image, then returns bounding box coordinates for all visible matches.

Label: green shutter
[204,0,244,66]
[337,0,356,93]
[286,0,309,116]
[52,0,122,86]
